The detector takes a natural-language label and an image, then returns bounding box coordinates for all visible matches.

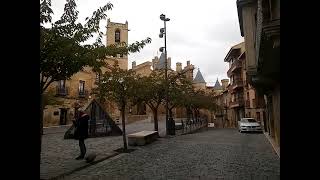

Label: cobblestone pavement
[41,120,166,180]
[63,129,280,180]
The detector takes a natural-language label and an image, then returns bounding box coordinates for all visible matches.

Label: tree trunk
[152,108,158,131]
[196,109,200,120]
[191,109,195,121]
[121,106,127,151]
[40,93,44,164]
[186,107,190,121]
[169,108,173,119]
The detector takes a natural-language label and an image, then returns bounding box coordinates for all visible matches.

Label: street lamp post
[118,78,128,150]
[159,14,171,135]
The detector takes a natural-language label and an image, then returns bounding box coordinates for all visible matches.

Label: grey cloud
[51,0,241,83]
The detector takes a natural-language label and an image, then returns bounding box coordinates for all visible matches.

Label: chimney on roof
[221,79,229,90]
[176,62,182,72]
[132,61,136,69]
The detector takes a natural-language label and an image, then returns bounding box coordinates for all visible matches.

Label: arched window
[115,29,120,43]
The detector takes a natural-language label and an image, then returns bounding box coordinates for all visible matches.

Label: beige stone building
[237,0,280,148]
[229,42,265,127]
[212,41,266,129]
[207,78,231,127]
[43,17,216,127]
[212,86,231,128]
[129,59,197,122]
[43,19,129,127]
[224,42,246,127]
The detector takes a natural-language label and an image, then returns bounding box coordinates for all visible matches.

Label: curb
[48,152,120,180]
[264,132,280,158]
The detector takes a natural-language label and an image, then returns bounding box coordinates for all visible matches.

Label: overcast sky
[50,0,243,86]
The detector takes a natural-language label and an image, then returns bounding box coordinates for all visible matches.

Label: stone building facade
[43,19,129,127]
[43,18,218,127]
[212,41,266,129]
[129,59,197,122]
[237,0,280,148]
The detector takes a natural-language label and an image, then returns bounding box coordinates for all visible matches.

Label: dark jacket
[74,114,89,140]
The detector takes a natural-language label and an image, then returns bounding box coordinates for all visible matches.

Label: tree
[43,89,64,106]
[177,85,219,123]
[95,62,137,151]
[167,71,193,118]
[136,70,166,132]
[189,90,219,122]
[133,68,194,133]
[175,81,195,121]
[40,0,151,159]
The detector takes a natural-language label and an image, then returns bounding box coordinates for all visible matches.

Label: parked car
[238,118,263,133]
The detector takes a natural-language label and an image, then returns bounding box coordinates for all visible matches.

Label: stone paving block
[63,129,280,180]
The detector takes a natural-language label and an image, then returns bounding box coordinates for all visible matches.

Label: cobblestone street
[41,120,166,180]
[62,129,280,180]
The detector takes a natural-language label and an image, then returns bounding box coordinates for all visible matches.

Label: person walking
[73,110,89,160]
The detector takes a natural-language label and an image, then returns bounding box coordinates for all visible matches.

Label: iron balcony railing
[78,90,89,98]
[245,100,250,108]
[227,59,242,77]
[229,79,244,91]
[56,86,69,96]
[229,97,244,108]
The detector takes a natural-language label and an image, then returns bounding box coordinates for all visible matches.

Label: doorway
[59,108,68,125]
[263,111,267,132]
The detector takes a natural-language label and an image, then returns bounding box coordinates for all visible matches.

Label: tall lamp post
[159,14,171,135]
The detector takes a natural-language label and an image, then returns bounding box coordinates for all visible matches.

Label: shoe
[75,155,84,160]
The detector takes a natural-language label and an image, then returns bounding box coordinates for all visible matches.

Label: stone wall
[272,85,280,146]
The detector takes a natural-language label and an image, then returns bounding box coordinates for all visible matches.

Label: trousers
[79,138,86,157]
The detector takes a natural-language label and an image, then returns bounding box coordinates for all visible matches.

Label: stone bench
[128,130,158,146]
[208,123,215,128]
[175,122,183,130]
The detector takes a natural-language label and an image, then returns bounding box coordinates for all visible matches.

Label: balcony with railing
[245,100,250,108]
[56,86,69,96]
[229,78,244,91]
[253,98,266,108]
[229,96,244,108]
[227,59,242,77]
[244,79,249,87]
[78,90,89,98]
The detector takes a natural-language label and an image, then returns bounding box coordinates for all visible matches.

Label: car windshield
[242,119,256,123]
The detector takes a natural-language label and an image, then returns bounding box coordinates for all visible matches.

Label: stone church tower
[106,18,129,70]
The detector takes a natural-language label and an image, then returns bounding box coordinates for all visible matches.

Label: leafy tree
[136,70,166,132]
[178,85,219,123]
[167,71,193,118]
[40,0,151,158]
[95,62,137,151]
[190,90,219,121]
[134,68,194,132]
[43,89,64,106]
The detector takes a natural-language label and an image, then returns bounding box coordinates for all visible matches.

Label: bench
[175,122,183,130]
[208,123,215,128]
[128,130,158,146]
